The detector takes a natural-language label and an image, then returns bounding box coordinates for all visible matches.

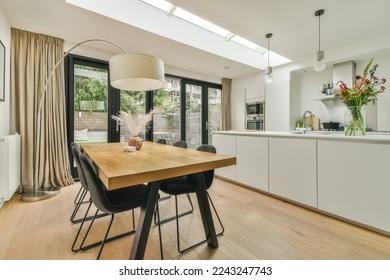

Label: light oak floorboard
[0,178,389,260]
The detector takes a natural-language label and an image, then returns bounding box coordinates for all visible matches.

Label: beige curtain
[10,28,73,190]
[221,78,232,131]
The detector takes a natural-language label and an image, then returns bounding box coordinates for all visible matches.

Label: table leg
[194,173,218,249]
[129,181,160,260]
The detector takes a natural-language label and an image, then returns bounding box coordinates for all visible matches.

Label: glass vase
[344,106,366,136]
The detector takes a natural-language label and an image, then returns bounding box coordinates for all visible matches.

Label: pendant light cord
[318,14,321,52]
[268,36,270,66]
[265,33,272,67]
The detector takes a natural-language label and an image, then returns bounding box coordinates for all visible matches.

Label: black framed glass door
[65,56,222,177]
[65,54,120,178]
[181,79,222,149]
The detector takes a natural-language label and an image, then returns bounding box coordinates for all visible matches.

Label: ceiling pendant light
[314,9,326,72]
[265,33,273,83]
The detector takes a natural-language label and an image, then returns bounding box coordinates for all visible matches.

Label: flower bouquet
[336,58,386,136]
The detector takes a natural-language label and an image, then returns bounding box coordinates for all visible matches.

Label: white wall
[231,34,390,132]
[0,5,10,136]
[231,72,265,130]
[297,55,390,131]
[373,54,390,131]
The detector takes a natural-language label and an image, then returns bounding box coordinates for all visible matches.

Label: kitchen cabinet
[269,137,317,207]
[213,131,390,234]
[317,140,390,232]
[265,81,290,131]
[236,136,268,191]
[212,133,237,181]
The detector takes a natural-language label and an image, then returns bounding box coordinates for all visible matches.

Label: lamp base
[21,187,61,202]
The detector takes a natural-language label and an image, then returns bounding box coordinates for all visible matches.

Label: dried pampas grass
[111,109,157,137]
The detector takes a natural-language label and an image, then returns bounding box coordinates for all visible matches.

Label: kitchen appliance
[246,101,264,115]
[246,101,265,130]
[322,121,340,130]
[247,117,264,130]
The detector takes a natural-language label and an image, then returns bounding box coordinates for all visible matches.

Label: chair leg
[96,213,115,260]
[71,200,94,252]
[77,209,137,252]
[155,193,194,225]
[73,185,83,204]
[70,188,88,223]
[71,190,109,224]
[176,193,224,254]
[73,185,90,205]
[155,200,164,260]
[207,192,224,236]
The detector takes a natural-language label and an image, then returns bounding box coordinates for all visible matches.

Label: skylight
[66,0,291,69]
[139,0,265,53]
[140,0,171,12]
[173,7,231,38]
[231,35,267,53]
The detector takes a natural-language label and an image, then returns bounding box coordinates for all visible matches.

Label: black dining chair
[75,148,163,259]
[156,138,167,144]
[156,144,224,254]
[172,140,187,148]
[70,142,88,222]
[71,144,135,254]
[70,142,108,224]
[154,140,195,225]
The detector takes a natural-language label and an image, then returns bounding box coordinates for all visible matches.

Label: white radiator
[0,134,21,208]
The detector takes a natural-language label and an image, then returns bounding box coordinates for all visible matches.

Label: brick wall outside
[74,111,203,148]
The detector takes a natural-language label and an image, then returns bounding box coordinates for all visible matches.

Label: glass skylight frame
[140,0,172,12]
[173,7,231,38]
[139,0,267,54]
[231,35,267,54]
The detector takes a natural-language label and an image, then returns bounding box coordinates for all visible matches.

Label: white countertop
[213,130,390,143]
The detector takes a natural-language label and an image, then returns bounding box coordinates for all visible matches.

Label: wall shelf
[313,94,337,101]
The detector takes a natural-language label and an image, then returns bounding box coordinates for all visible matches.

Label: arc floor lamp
[22,39,165,201]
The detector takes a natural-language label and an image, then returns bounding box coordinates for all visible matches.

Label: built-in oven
[246,101,265,130]
[246,116,264,130]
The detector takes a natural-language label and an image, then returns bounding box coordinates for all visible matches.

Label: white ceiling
[1,0,390,80]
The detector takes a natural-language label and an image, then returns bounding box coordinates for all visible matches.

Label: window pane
[185,83,202,149]
[208,87,222,143]
[153,77,181,145]
[74,64,108,143]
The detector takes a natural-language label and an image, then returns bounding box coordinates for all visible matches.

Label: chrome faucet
[302,111,312,129]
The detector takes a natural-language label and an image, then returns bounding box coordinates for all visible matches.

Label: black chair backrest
[173,140,187,148]
[71,143,89,191]
[196,144,216,189]
[78,150,113,214]
[157,139,167,144]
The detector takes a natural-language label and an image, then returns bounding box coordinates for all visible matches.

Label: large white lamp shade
[109,53,165,91]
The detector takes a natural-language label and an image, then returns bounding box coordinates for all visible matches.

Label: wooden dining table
[80,141,236,260]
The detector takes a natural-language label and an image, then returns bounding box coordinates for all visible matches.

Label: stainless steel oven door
[246,120,264,130]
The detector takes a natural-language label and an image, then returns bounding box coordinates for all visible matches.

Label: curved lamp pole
[22,39,165,201]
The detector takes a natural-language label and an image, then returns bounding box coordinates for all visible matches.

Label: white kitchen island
[213,130,390,236]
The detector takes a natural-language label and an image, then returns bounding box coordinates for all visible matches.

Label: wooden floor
[0,178,389,260]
